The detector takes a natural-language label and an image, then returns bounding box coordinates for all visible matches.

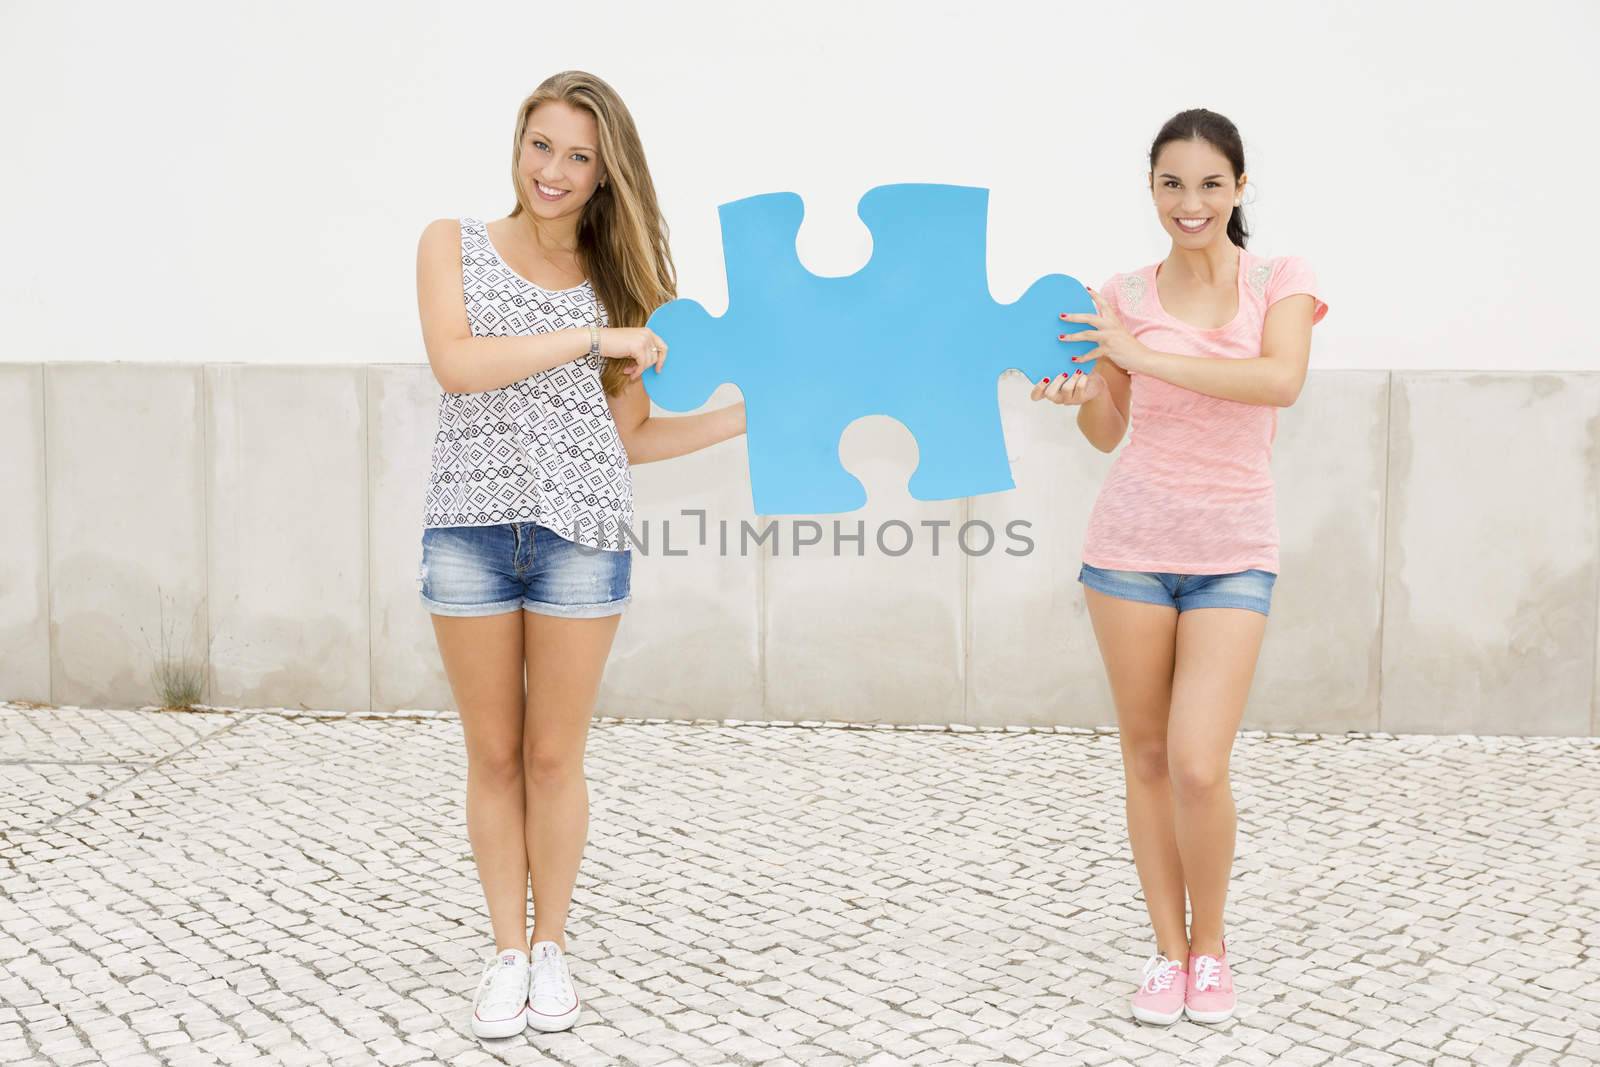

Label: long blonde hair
[510,71,677,395]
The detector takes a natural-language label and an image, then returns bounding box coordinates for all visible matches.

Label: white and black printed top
[421,217,633,551]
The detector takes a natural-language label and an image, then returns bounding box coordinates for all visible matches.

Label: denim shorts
[1078,562,1276,616]
[418,523,631,619]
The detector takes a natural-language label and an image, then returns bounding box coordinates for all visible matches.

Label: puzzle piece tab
[645,184,1097,515]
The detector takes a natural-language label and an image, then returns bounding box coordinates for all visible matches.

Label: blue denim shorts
[418,523,631,619]
[1078,562,1276,616]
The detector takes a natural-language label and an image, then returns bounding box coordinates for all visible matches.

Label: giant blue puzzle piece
[644,184,1097,515]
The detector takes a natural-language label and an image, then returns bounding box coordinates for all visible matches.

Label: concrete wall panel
[206,366,369,711]
[1383,374,1599,735]
[1248,372,1390,731]
[0,365,50,703]
[368,365,453,712]
[45,364,207,709]
[764,416,965,725]
[599,384,763,720]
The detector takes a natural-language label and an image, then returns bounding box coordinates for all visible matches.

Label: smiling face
[1149,138,1246,248]
[515,99,605,224]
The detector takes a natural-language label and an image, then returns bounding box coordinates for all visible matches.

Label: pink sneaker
[1131,953,1187,1025]
[1184,938,1236,1023]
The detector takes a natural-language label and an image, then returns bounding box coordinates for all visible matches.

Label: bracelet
[588,325,601,359]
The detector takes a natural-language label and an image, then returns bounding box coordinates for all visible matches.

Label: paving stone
[1,703,1595,1065]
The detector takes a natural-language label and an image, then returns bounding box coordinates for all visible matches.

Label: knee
[466,743,523,790]
[1123,740,1170,784]
[1168,755,1229,800]
[522,742,583,787]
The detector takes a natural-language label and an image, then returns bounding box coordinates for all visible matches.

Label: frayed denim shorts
[418,523,631,619]
[1078,562,1276,616]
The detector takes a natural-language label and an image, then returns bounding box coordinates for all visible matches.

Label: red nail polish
[1042,377,1051,383]
[1058,334,1067,341]
[1059,312,1068,320]
[1076,369,1084,375]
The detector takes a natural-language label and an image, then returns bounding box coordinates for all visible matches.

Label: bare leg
[1083,588,1187,964]
[521,611,621,951]
[1168,607,1269,958]
[431,610,530,953]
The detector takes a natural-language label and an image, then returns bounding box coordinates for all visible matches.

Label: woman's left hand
[1060,287,1151,373]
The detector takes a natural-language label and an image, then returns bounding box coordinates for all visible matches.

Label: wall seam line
[1590,377,1600,737]
[1377,371,1393,732]
[40,364,54,704]
[199,366,213,708]
[364,368,375,713]
[961,496,973,726]
[757,512,768,721]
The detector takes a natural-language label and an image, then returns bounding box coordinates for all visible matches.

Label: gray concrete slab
[0,365,49,703]
[1383,373,1599,734]
[7,364,1600,739]
[44,364,208,709]
[205,365,370,711]
[1249,371,1389,731]
[969,372,1120,727]
[367,365,452,712]
[763,416,966,725]
[600,384,763,721]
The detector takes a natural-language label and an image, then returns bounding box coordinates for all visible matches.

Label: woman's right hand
[1030,370,1106,406]
[598,327,668,378]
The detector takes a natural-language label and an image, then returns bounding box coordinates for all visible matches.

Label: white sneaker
[526,940,581,1032]
[470,948,530,1039]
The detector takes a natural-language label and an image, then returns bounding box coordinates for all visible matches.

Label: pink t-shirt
[1080,248,1328,575]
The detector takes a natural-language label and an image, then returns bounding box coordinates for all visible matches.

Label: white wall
[2,0,1595,370]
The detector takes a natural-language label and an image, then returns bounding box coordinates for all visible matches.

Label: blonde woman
[414,71,744,1038]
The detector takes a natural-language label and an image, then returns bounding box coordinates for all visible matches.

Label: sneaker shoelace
[1191,954,1222,992]
[477,956,527,1015]
[531,953,572,1005]
[1140,955,1181,994]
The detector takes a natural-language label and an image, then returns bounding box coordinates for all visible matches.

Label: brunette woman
[1034,108,1327,1025]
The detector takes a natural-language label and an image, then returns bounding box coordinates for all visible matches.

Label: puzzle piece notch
[645,183,1098,515]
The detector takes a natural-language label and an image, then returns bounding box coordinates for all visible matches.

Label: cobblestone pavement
[2,703,1597,1067]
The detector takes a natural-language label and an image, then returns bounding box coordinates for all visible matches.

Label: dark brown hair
[1150,109,1249,248]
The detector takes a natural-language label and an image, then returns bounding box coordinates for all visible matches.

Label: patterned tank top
[421,217,633,551]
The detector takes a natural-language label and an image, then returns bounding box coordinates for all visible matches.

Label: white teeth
[537,182,568,197]
[1177,218,1209,227]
